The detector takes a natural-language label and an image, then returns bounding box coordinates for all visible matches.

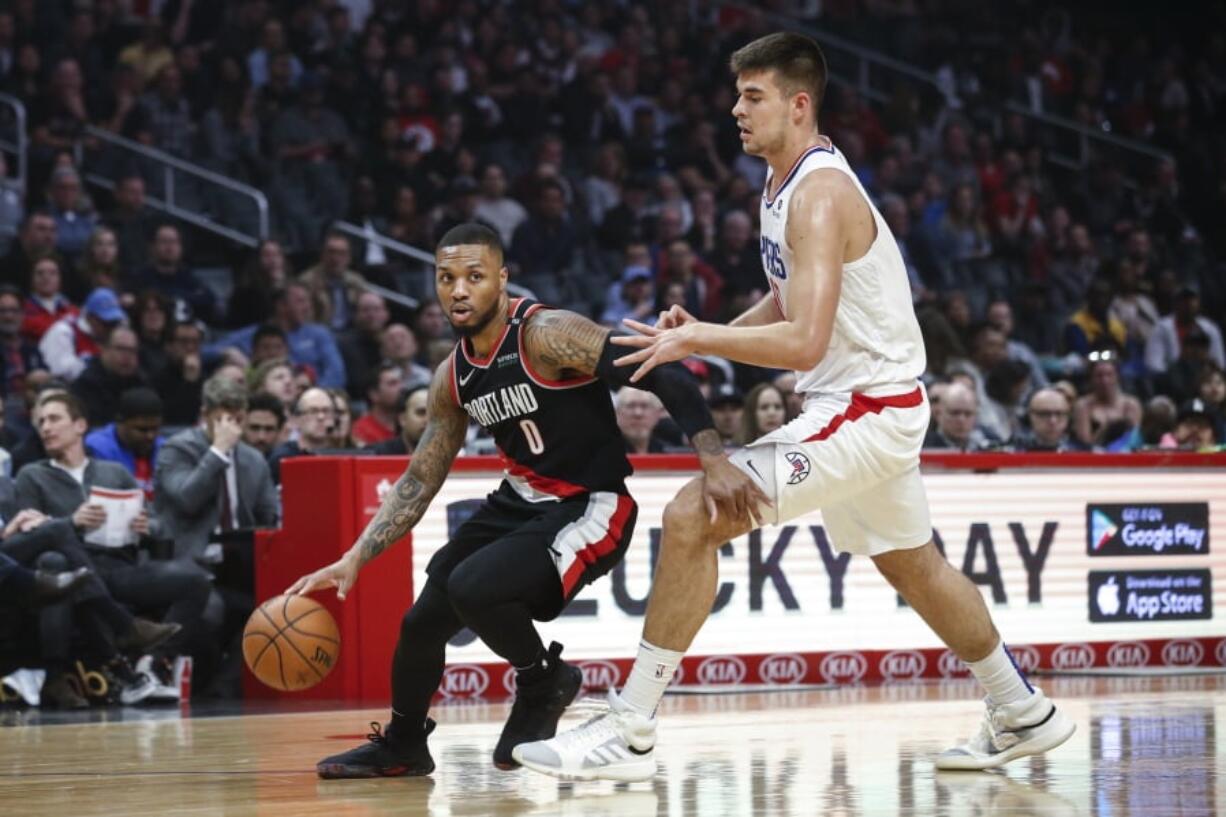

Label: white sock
[619,640,683,717]
[966,641,1035,706]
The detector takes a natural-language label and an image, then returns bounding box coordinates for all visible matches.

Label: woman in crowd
[79,227,123,296]
[21,255,76,344]
[1073,352,1143,446]
[738,382,787,445]
[228,239,292,329]
[131,290,171,377]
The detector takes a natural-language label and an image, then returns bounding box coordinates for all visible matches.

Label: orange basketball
[243,594,340,692]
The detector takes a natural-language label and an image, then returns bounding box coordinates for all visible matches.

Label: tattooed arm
[522,309,771,522]
[286,358,468,599]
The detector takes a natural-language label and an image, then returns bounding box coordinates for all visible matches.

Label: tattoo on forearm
[357,471,428,563]
[524,311,607,376]
[691,429,726,457]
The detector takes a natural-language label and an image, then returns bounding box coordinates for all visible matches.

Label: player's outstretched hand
[701,457,772,526]
[652,304,698,330]
[611,321,697,382]
[285,554,361,601]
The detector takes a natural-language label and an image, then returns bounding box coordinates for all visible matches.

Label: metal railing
[0,93,27,195]
[723,1,1170,174]
[332,221,536,308]
[75,125,269,248]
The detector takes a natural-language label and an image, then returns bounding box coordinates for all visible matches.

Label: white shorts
[730,383,933,556]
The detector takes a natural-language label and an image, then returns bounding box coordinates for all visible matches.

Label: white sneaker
[936,687,1075,770]
[512,689,658,782]
[135,655,181,701]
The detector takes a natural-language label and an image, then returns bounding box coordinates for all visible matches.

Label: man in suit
[154,375,278,696]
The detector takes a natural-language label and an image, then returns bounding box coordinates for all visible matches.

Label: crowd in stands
[2,0,1225,708]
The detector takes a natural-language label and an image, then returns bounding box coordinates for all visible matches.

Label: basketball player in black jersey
[286,223,766,778]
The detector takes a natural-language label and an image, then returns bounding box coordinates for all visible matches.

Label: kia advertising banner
[356,463,1226,697]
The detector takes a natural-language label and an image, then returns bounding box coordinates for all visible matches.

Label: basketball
[242,595,340,692]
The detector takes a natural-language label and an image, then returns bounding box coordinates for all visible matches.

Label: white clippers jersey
[758,141,926,397]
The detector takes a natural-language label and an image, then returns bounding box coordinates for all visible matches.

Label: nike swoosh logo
[459,371,474,386]
[745,460,764,480]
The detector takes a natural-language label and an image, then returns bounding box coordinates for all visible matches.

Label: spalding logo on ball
[243,594,340,691]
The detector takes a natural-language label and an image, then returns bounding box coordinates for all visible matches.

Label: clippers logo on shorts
[1161,639,1205,668]
[1009,646,1041,674]
[1086,503,1209,556]
[1089,569,1212,622]
[578,660,621,690]
[878,650,926,681]
[1051,643,1095,671]
[439,664,490,699]
[819,652,868,684]
[785,451,811,485]
[759,653,808,685]
[937,650,972,678]
[696,656,747,685]
[1106,641,1152,668]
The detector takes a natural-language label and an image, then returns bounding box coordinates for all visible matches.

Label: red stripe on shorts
[802,386,924,443]
[501,452,588,499]
[561,494,635,596]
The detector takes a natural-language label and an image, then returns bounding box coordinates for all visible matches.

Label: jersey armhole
[447,352,461,407]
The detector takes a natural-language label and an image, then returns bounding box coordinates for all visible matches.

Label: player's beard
[449,299,502,338]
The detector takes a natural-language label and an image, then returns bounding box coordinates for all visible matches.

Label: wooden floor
[1,674,1222,816]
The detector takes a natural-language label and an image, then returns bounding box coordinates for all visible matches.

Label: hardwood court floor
[0,674,1221,816]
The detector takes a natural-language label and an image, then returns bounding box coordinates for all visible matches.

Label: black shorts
[425,482,637,614]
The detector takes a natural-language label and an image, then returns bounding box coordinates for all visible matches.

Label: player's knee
[443,568,480,616]
[873,540,939,590]
[661,491,710,548]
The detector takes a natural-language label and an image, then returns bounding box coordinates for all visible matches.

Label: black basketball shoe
[493,642,583,770]
[317,718,436,779]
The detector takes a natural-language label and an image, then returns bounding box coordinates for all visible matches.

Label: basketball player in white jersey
[515,32,1074,780]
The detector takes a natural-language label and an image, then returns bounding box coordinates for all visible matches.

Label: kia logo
[439,664,490,699]
[578,660,621,690]
[879,650,926,681]
[696,656,747,685]
[1216,639,1226,668]
[938,650,971,678]
[1162,639,1204,667]
[819,652,868,684]
[1106,642,1151,668]
[1010,646,1041,673]
[502,666,517,694]
[759,654,807,685]
[1051,643,1095,670]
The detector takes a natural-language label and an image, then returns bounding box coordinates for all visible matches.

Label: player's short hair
[436,222,503,260]
[730,31,828,116]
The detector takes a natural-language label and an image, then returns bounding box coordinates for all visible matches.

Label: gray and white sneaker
[936,686,1075,770]
[513,689,658,782]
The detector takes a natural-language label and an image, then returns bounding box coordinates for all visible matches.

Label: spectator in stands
[241,392,286,457]
[84,387,164,500]
[983,360,1033,442]
[880,193,937,306]
[154,375,278,563]
[384,183,432,248]
[268,386,335,484]
[935,184,992,274]
[212,284,346,389]
[1073,353,1143,447]
[412,301,450,345]
[104,175,157,273]
[131,290,171,379]
[0,153,24,257]
[1199,364,1226,430]
[1144,283,1226,375]
[154,319,203,427]
[1065,278,1128,357]
[924,382,997,451]
[365,385,428,456]
[1156,325,1215,404]
[509,177,576,289]
[249,324,290,367]
[327,388,358,449]
[298,230,368,332]
[119,22,173,85]
[46,166,95,263]
[986,299,1048,387]
[132,224,216,324]
[949,322,1012,440]
[138,64,193,157]
[474,162,528,247]
[0,285,42,422]
[738,383,786,445]
[658,239,722,321]
[71,326,148,428]
[40,287,125,381]
[1169,399,1220,451]
[709,210,763,312]
[707,384,744,448]
[1,212,56,291]
[20,255,76,345]
[339,291,390,399]
[1011,387,1082,452]
[600,265,654,328]
[1108,258,1160,348]
[79,226,121,295]
[352,363,402,447]
[16,391,208,672]
[247,358,296,413]
[227,239,292,330]
[616,386,666,454]
[380,323,431,389]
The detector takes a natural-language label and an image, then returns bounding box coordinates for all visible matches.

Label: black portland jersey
[449,298,631,501]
